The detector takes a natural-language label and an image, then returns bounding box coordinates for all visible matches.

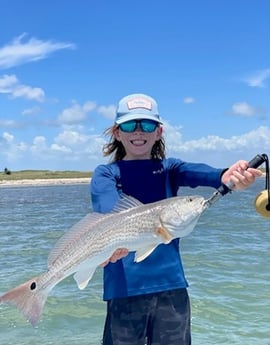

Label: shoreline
[0,177,91,187]
[0,172,266,188]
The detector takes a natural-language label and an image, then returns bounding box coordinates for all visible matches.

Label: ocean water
[0,180,269,345]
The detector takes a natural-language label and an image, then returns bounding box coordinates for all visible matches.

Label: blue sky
[0,0,269,171]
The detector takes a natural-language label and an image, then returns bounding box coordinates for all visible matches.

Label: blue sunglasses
[118,119,159,133]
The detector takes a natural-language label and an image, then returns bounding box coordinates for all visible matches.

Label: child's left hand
[221,160,262,190]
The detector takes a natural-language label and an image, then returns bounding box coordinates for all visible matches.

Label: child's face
[113,124,163,160]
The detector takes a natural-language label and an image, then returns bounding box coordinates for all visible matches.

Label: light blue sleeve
[90,163,121,213]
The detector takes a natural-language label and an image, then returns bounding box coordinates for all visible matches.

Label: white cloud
[231,102,256,117]
[55,130,89,145]
[57,101,116,126]
[0,132,28,163]
[27,131,106,167]
[21,106,41,116]
[83,101,96,112]
[11,84,45,102]
[0,74,17,92]
[97,104,116,119]
[163,121,184,150]
[30,136,47,153]
[183,97,195,104]
[165,126,270,155]
[51,143,72,153]
[1,125,269,170]
[0,74,45,102]
[3,132,14,142]
[0,120,19,128]
[244,68,270,87]
[57,101,96,125]
[0,33,75,69]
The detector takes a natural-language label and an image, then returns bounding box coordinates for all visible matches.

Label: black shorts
[102,288,191,345]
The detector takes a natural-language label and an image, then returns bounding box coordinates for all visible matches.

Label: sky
[0,0,269,171]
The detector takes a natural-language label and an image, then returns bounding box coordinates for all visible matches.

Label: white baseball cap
[115,93,163,125]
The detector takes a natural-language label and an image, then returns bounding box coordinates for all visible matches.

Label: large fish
[0,194,205,327]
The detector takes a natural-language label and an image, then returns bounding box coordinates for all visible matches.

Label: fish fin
[134,245,157,263]
[156,226,173,244]
[111,194,143,213]
[0,275,49,327]
[47,212,108,268]
[73,267,96,290]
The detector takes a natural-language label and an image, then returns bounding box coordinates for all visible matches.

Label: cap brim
[115,113,163,125]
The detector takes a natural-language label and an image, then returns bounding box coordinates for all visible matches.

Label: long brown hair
[102,125,166,162]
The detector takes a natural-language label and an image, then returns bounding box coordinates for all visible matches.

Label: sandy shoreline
[0,177,91,187]
[0,172,266,188]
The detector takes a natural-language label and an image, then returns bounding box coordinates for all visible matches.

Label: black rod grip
[218,153,266,196]
[247,154,267,169]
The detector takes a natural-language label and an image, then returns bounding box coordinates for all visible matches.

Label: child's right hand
[100,248,129,267]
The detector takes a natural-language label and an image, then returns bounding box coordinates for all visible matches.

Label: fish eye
[30,281,37,290]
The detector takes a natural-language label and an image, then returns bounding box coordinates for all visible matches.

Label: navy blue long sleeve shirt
[90,158,224,300]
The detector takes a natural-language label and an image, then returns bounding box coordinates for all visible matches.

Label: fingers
[110,248,129,263]
[100,248,129,267]
[222,160,262,190]
[229,169,255,189]
[229,167,262,190]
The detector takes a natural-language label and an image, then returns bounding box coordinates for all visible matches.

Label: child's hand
[221,160,262,190]
[100,248,129,267]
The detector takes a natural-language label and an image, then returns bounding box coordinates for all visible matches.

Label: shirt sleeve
[165,158,225,189]
[90,164,120,213]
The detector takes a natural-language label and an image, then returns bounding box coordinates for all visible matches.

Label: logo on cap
[127,97,152,111]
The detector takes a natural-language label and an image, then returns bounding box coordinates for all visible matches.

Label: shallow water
[0,181,269,344]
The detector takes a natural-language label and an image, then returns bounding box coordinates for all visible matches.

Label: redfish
[0,194,204,326]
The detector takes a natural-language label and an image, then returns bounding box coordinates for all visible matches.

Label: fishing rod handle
[219,153,266,195]
[247,154,267,169]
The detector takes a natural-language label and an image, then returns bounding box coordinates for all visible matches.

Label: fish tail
[0,275,49,327]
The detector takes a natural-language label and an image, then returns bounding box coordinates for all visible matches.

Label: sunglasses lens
[140,120,158,132]
[119,120,158,133]
[119,121,137,132]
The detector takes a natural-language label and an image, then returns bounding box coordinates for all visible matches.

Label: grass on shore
[0,170,93,181]
[0,167,266,181]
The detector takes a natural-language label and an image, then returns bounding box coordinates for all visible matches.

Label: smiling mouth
[130,140,147,146]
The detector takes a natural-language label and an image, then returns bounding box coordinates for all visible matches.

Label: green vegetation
[0,170,92,181]
[0,167,266,181]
